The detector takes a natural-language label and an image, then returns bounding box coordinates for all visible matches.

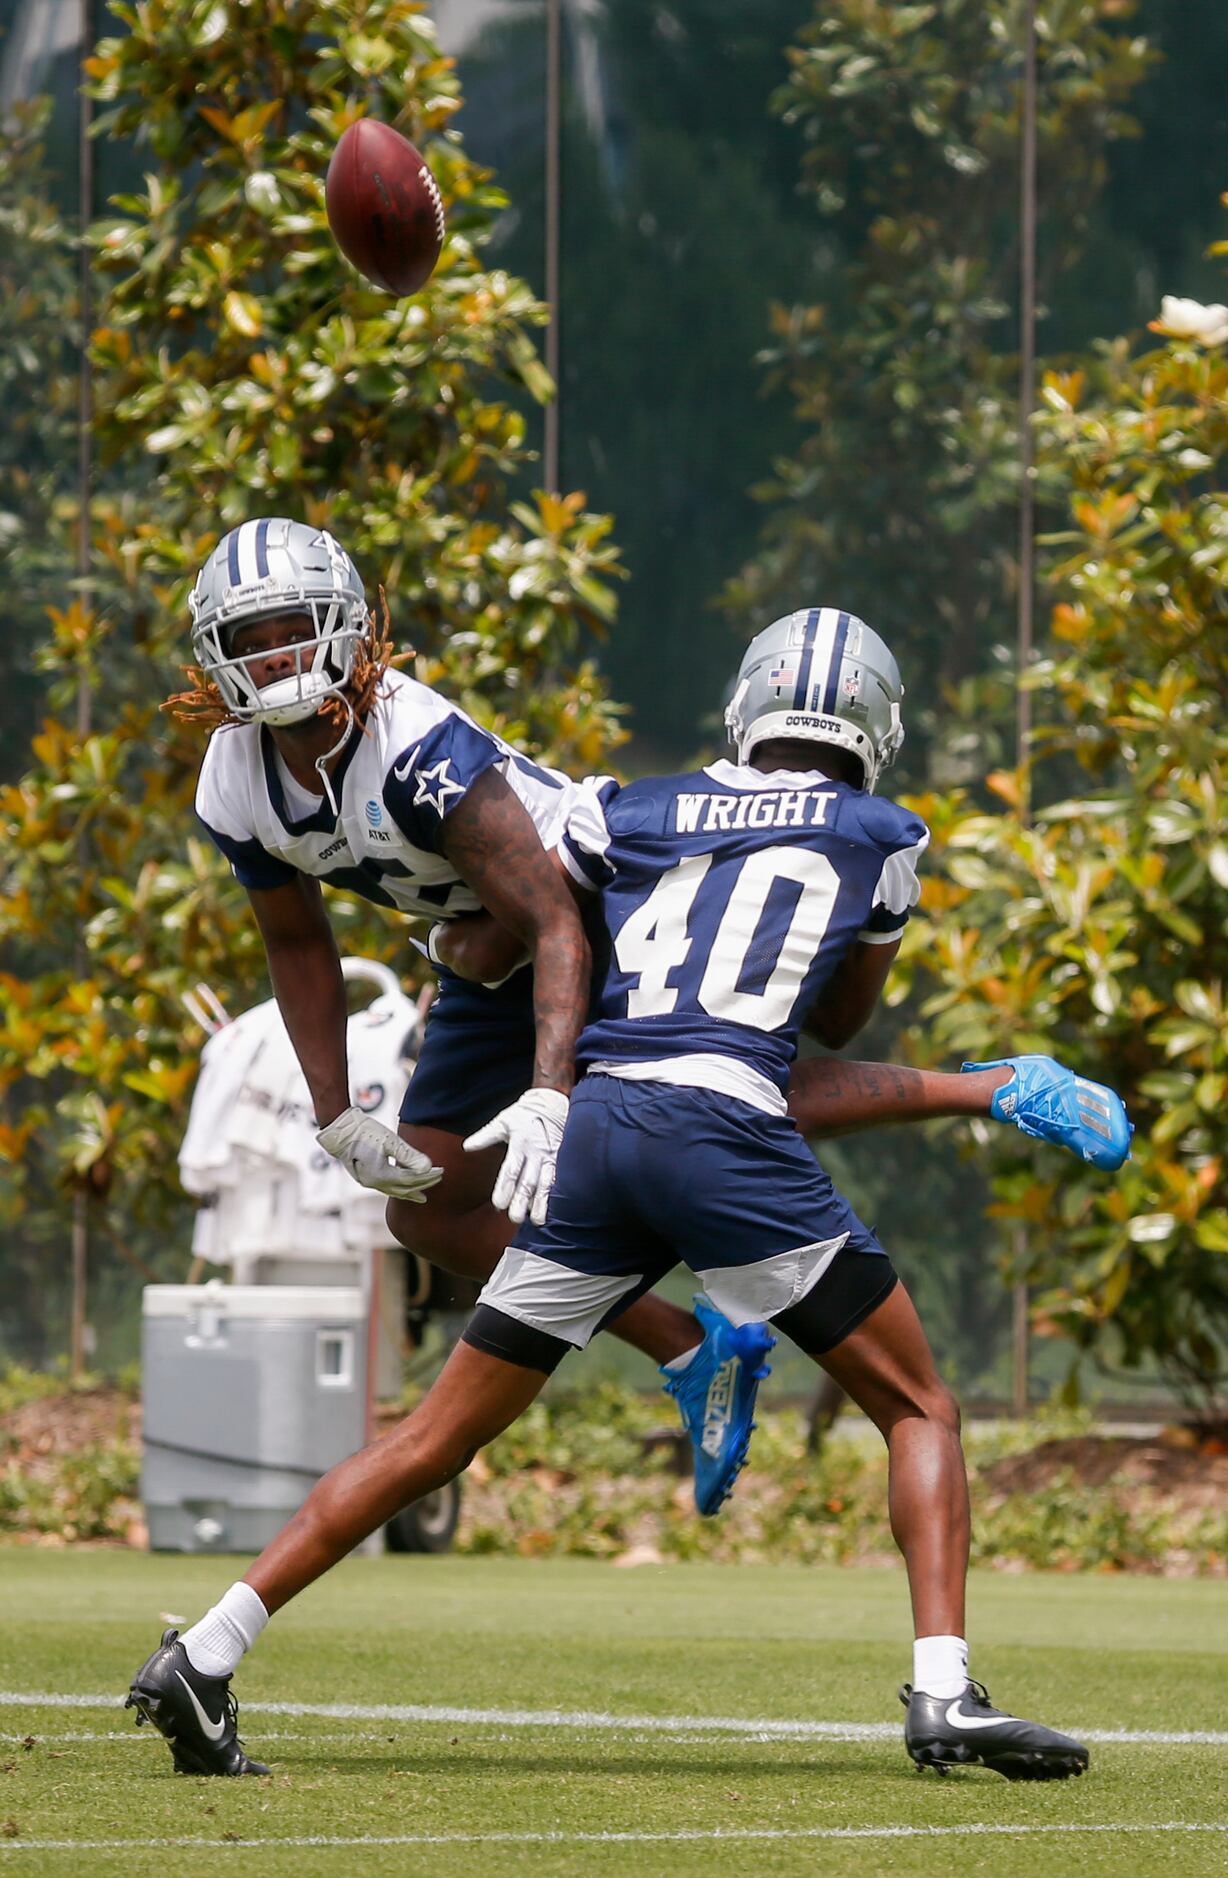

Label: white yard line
[0,1730,387,1745]
[0,1824,1226,1852]
[1,1690,1226,1746]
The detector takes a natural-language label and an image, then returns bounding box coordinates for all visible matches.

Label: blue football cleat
[963,1056,1133,1171]
[661,1296,775,1517]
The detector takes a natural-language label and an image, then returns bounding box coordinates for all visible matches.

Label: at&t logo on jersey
[364,798,392,844]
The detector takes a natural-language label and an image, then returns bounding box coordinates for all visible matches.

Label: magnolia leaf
[222,290,263,339]
[1099,1256,1132,1317]
[1193,1214,1228,1254]
[1089,976,1121,1017]
[145,423,188,453]
[506,331,554,406]
[572,574,616,622]
[244,171,281,215]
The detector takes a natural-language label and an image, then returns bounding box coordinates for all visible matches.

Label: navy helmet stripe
[791,608,822,710]
[255,518,270,578]
[821,611,851,714]
[226,528,241,584]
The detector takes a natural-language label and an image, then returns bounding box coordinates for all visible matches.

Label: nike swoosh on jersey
[175,1669,227,1741]
[943,1699,1011,1731]
[392,744,421,783]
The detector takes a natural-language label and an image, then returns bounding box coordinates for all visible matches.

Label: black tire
[385,1478,462,1554]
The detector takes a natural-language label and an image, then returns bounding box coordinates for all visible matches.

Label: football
[325,119,446,298]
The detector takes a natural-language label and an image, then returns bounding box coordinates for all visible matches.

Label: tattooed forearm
[788,1058,1009,1136]
[440,769,589,1093]
[789,1058,929,1136]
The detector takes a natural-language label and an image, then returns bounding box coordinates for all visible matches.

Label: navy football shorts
[399,964,537,1139]
[475,1075,895,1355]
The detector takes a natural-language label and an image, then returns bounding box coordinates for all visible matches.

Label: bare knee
[382,1411,473,1496]
[931,1380,961,1437]
[860,1373,961,1444]
[902,1377,961,1439]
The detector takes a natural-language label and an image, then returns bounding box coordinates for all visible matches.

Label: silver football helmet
[724,606,905,791]
[188,518,368,726]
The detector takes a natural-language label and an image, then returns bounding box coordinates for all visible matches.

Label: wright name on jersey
[196,669,580,923]
[559,758,929,1114]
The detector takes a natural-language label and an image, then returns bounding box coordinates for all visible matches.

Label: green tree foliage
[707,0,1160,1398]
[0,98,78,779]
[911,298,1228,1410]
[0,0,625,1361]
[450,0,816,757]
[725,0,1152,782]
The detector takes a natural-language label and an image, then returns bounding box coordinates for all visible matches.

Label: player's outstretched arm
[788,1055,1132,1170]
[789,1057,1009,1137]
[248,875,351,1125]
[249,876,441,1200]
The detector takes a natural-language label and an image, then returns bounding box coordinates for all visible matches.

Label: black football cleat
[900,1680,1089,1781]
[126,1628,268,1776]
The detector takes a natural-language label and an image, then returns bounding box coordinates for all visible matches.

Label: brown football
[325,119,445,298]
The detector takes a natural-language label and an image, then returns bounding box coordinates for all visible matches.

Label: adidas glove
[316,1106,443,1202]
[463,1087,569,1226]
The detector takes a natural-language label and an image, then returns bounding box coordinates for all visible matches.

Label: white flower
[1151,295,1228,347]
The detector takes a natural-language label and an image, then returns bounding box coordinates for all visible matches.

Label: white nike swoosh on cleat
[943,1700,1013,1732]
[175,1670,227,1742]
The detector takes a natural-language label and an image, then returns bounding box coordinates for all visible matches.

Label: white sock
[181,1582,270,1679]
[912,1635,969,1700]
[662,1343,700,1373]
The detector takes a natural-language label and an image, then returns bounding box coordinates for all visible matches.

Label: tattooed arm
[439,769,589,1093]
[787,1056,1012,1137]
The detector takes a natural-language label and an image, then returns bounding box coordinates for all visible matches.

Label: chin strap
[314,699,356,816]
[724,677,750,752]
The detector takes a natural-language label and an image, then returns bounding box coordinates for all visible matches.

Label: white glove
[316,1106,443,1202]
[463,1087,569,1226]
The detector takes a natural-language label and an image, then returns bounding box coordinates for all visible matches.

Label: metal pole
[71,0,96,1379]
[1011,0,1038,1420]
[543,0,561,491]
[1017,0,1037,780]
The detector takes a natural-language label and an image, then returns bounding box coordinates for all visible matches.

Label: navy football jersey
[559,758,928,1105]
[196,669,580,922]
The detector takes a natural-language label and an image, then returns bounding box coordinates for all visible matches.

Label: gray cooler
[141,1281,368,1553]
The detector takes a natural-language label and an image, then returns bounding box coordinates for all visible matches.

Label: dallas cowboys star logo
[413,758,465,816]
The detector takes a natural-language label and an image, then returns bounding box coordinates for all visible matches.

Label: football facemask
[189,518,368,726]
[724,606,905,792]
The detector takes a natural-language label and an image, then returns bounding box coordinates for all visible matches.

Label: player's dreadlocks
[164,588,410,732]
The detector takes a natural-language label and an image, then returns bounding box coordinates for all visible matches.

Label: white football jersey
[195,670,578,922]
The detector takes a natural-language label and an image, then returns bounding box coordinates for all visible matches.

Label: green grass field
[0,1551,1225,1875]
